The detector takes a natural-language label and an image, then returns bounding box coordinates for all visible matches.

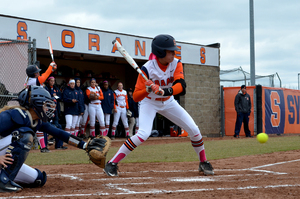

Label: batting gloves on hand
[145,80,154,93]
[50,61,57,72]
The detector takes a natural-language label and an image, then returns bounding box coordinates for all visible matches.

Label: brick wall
[181,64,220,137]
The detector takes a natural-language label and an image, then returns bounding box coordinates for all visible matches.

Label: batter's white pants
[112,106,129,128]
[137,98,200,141]
[0,135,38,185]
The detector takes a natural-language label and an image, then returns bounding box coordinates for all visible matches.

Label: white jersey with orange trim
[143,58,178,100]
[87,86,102,104]
[27,77,43,87]
[114,89,128,108]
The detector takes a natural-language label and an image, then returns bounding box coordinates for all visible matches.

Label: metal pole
[249,0,256,86]
[33,38,37,64]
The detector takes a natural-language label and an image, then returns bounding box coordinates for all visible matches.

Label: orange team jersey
[26,64,54,87]
[133,57,184,102]
[113,89,129,109]
[86,86,104,103]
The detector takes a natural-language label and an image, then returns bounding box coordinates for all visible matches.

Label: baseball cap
[241,85,246,89]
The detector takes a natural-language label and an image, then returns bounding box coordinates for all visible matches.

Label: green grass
[25,135,300,166]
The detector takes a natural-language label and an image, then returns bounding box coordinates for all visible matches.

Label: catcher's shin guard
[5,128,34,181]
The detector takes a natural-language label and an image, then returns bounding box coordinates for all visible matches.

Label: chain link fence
[0,38,36,108]
[220,66,282,87]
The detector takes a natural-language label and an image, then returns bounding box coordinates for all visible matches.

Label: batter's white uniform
[112,89,129,137]
[109,58,205,164]
[87,86,105,137]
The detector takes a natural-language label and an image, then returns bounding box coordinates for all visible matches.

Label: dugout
[0,14,221,137]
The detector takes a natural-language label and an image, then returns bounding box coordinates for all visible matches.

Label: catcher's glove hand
[89,92,98,100]
[86,135,111,168]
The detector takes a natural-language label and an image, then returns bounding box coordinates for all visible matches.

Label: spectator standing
[63,79,80,135]
[101,81,115,136]
[86,78,106,138]
[74,78,85,136]
[111,82,129,139]
[234,85,252,138]
[44,77,67,149]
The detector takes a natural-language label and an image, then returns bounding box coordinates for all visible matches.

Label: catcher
[0,86,111,193]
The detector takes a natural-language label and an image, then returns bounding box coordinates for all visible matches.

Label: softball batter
[25,62,56,153]
[86,78,106,137]
[111,82,129,139]
[104,34,214,176]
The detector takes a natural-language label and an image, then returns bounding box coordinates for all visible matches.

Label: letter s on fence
[270,91,281,127]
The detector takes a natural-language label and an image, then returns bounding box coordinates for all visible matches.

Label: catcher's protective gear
[86,136,111,168]
[126,109,132,117]
[89,92,98,100]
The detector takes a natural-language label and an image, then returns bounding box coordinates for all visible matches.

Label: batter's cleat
[199,161,214,175]
[103,162,119,177]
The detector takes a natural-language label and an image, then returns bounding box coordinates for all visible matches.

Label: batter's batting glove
[145,80,154,93]
[50,61,57,72]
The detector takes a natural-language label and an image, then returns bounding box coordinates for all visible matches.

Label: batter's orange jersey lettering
[133,58,184,102]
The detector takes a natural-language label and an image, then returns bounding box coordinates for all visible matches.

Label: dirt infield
[1,137,300,199]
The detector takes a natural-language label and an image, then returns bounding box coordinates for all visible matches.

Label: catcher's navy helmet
[26,65,41,78]
[17,86,55,122]
[151,34,179,58]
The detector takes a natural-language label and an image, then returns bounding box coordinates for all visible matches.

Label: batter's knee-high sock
[36,131,46,149]
[109,135,144,163]
[190,133,206,162]
[111,126,116,137]
[125,127,129,137]
[90,126,96,137]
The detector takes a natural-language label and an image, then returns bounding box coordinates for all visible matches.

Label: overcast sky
[1,0,299,88]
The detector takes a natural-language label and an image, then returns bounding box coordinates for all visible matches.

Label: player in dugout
[104,34,214,177]
[0,85,110,192]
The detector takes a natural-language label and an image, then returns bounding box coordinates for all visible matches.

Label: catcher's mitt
[86,135,111,168]
[89,92,98,100]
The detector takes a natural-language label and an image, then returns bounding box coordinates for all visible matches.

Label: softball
[257,133,268,143]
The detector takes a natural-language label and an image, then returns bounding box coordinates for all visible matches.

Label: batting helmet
[26,65,41,78]
[17,86,56,122]
[151,34,179,58]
